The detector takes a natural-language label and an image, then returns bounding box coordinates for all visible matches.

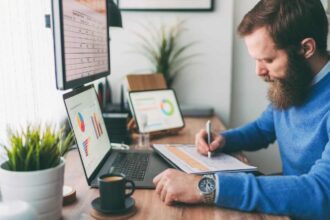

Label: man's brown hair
[238,0,328,54]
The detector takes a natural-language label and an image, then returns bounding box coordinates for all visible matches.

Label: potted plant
[132,20,198,87]
[0,124,74,220]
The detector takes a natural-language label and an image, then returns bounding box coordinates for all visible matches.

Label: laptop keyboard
[111,152,150,181]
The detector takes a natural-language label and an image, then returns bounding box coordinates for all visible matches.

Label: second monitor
[51,0,110,90]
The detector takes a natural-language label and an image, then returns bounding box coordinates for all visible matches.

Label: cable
[110,143,130,150]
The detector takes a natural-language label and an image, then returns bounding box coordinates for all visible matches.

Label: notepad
[153,144,257,174]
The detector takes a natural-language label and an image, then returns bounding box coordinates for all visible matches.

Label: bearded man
[153,0,330,219]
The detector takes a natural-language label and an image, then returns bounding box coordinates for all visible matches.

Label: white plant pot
[0,158,65,220]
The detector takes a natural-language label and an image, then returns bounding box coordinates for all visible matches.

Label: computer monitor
[51,0,110,90]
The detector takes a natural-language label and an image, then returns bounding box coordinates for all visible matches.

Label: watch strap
[203,191,215,204]
[200,174,216,204]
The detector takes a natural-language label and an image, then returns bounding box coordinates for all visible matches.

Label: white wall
[109,1,234,126]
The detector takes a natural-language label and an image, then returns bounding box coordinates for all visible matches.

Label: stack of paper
[153,144,257,174]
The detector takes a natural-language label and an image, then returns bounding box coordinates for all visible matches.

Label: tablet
[128,89,185,134]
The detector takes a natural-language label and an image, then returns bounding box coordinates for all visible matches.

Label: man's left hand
[153,169,203,205]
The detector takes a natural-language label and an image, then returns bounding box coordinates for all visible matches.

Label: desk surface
[62,116,289,220]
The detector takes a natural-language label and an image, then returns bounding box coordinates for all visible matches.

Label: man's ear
[300,38,316,59]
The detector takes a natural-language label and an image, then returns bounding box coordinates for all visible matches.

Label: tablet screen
[128,89,185,133]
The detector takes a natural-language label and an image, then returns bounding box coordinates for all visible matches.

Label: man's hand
[195,129,225,156]
[153,169,203,205]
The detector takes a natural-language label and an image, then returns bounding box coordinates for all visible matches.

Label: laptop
[128,89,185,135]
[63,85,171,188]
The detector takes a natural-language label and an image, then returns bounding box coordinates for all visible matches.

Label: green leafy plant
[1,125,74,171]
[132,20,198,87]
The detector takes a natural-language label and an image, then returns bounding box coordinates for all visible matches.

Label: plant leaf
[129,20,198,86]
[2,124,73,171]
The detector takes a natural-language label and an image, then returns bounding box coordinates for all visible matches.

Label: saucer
[91,197,135,214]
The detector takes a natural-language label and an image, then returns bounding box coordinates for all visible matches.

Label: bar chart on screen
[91,112,103,139]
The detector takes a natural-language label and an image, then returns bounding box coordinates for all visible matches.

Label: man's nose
[255,61,268,76]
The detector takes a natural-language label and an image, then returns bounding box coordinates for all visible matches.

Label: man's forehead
[244,27,278,59]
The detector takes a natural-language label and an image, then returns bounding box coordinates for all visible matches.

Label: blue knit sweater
[216,72,330,219]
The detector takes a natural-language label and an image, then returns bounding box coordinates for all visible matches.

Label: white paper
[153,144,257,174]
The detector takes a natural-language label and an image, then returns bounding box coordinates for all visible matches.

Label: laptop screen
[128,89,184,133]
[63,85,111,178]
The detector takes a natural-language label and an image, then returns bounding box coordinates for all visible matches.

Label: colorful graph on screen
[160,99,175,116]
[82,138,89,156]
[91,112,103,139]
[76,112,85,132]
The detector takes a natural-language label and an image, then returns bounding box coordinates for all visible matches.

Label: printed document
[153,144,257,174]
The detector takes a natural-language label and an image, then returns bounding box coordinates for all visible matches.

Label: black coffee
[102,176,123,182]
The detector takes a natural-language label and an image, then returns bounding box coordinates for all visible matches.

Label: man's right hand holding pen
[195,120,226,156]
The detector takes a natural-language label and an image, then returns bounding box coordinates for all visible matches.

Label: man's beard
[263,50,314,110]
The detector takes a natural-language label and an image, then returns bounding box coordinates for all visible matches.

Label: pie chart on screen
[160,99,175,116]
[76,112,85,132]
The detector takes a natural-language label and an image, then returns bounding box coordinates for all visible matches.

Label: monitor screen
[63,85,111,178]
[51,0,110,90]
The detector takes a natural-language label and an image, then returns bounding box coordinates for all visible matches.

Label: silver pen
[206,120,212,158]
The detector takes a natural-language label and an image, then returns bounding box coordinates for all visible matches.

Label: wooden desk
[62,116,289,220]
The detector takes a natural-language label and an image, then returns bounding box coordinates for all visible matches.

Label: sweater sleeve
[214,120,330,220]
[221,105,276,153]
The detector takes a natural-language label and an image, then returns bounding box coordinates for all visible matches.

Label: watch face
[198,177,215,194]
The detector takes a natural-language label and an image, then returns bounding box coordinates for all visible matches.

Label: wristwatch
[197,174,216,204]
